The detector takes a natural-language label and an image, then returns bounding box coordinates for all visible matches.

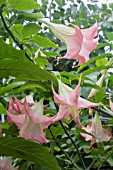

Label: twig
[0,8,34,63]
[59,120,87,170]
[48,126,80,170]
[94,107,113,117]
[97,151,113,170]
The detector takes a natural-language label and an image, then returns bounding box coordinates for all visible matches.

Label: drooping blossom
[81,113,112,147]
[52,77,100,127]
[0,157,18,170]
[42,19,98,65]
[88,74,105,98]
[34,49,46,58]
[7,95,53,143]
[109,98,113,112]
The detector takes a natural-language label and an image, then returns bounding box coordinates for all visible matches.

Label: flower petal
[0,157,18,170]
[78,97,100,109]
[52,105,70,123]
[110,98,113,112]
[88,74,105,98]
[19,117,49,143]
[27,98,53,128]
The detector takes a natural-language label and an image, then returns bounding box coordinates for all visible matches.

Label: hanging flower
[0,157,18,170]
[42,19,98,66]
[34,49,46,58]
[88,74,105,98]
[109,98,113,112]
[7,96,53,144]
[81,113,112,147]
[52,78,100,127]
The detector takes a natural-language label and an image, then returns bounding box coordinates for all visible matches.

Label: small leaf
[96,58,108,66]
[55,0,63,7]
[22,23,41,37]
[32,35,59,48]
[77,53,112,73]
[82,65,113,76]
[20,12,43,21]
[106,32,113,41]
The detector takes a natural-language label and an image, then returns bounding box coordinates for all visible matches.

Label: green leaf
[0,137,60,170]
[32,35,59,48]
[0,39,57,84]
[22,23,41,37]
[0,83,23,95]
[42,51,60,58]
[82,65,113,76]
[9,0,41,11]
[20,12,43,21]
[35,56,49,67]
[77,53,112,73]
[55,0,63,7]
[106,32,113,41]
[17,81,47,92]
[0,0,6,6]
[0,104,6,114]
[96,43,112,50]
[96,58,108,66]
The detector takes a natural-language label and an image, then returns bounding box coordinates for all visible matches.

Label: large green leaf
[0,39,57,84]
[0,0,7,6]
[0,137,60,170]
[32,35,59,48]
[9,0,41,11]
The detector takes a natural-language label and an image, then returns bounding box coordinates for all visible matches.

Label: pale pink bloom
[88,74,105,98]
[0,157,18,170]
[7,96,53,143]
[42,20,98,66]
[110,98,113,112]
[52,78,100,127]
[35,49,46,58]
[81,113,112,147]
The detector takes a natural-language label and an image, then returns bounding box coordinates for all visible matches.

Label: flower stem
[87,146,112,170]
[48,126,80,170]
[59,120,87,170]
[0,8,34,63]
[97,151,113,170]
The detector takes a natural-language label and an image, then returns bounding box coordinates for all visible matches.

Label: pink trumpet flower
[88,74,105,98]
[52,77,100,127]
[109,98,113,112]
[81,113,112,148]
[7,96,53,144]
[42,19,98,66]
[0,157,18,170]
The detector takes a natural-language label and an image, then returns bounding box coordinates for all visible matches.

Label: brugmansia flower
[52,78,100,127]
[35,49,46,58]
[88,74,105,98]
[7,96,53,143]
[109,98,113,112]
[0,157,18,170]
[42,19,98,66]
[81,113,112,147]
